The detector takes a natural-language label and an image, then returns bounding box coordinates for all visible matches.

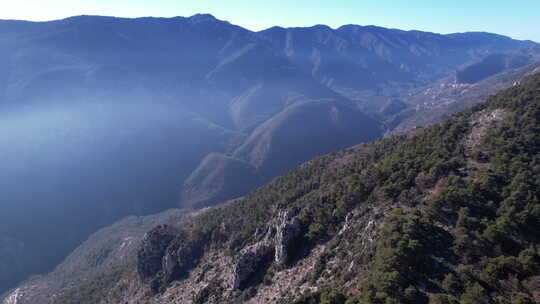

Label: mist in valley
[0,98,230,290]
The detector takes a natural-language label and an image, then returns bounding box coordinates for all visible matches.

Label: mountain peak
[188,13,219,24]
[61,14,120,22]
[337,24,405,34]
[308,24,332,30]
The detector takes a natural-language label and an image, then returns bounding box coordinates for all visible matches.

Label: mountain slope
[7,72,540,304]
[456,52,533,84]
[0,14,536,294]
[0,14,381,292]
[233,99,381,178]
[181,153,261,209]
[258,25,535,110]
[390,48,540,133]
[1,209,191,304]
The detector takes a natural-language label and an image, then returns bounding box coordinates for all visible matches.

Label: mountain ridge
[5,13,538,44]
[0,13,537,294]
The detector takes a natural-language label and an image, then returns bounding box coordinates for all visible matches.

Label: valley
[0,13,539,302]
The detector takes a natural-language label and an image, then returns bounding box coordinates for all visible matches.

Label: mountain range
[0,13,538,295]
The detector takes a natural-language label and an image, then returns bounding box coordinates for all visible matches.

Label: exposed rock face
[137,225,177,281]
[232,242,274,290]
[162,236,206,284]
[2,288,20,304]
[133,208,304,294]
[231,208,303,290]
[161,246,179,283]
[274,209,302,264]
[465,108,508,153]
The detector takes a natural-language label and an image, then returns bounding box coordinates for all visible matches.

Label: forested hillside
[4,14,536,293]
[7,71,540,304]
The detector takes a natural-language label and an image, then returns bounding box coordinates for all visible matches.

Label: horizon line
[0,13,536,42]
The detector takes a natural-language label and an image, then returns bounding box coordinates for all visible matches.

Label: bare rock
[274,209,302,264]
[137,225,177,281]
[232,242,274,290]
[465,108,508,153]
[162,236,205,284]
[231,208,303,290]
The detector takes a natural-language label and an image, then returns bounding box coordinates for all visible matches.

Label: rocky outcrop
[2,288,21,304]
[231,208,303,290]
[162,236,206,284]
[274,209,302,264]
[137,225,177,281]
[465,108,508,153]
[232,242,274,290]
[134,208,303,294]
[136,224,209,295]
[161,246,179,283]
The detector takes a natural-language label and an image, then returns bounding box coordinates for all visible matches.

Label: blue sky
[1,0,539,42]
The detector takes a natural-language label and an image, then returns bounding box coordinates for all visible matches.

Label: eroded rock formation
[137,225,177,281]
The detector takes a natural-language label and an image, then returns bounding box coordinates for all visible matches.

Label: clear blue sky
[1,0,539,42]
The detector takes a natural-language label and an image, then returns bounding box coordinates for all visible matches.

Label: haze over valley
[1,4,540,303]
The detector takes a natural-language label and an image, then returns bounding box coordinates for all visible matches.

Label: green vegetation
[290,289,351,304]
[54,263,137,304]
[362,73,540,303]
[181,73,540,303]
[41,73,540,303]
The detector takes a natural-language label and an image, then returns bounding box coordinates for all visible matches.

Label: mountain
[1,209,191,304]
[389,46,540,133]
[456,52,534,84]
[181,153,262,209]
[6,72,540,304]
[0,14,380,292]
[0,14,536,293]
[258,25,536,112]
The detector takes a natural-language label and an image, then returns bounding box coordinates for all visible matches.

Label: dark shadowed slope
[181,153,261,209]
[456,52,534,84]
[233,99,381,178]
